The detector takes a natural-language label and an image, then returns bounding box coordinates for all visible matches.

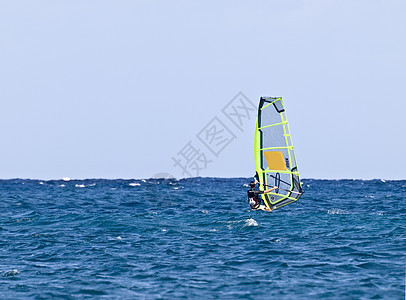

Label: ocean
[0,178,404,299]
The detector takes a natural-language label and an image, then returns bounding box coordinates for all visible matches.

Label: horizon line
[0,177,404,181]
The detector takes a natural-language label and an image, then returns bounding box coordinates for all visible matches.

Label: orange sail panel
[264,151,287,171]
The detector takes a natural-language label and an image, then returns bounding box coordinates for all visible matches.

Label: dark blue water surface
[0,178,404,299]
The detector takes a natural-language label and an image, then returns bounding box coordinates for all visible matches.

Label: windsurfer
[248,178,278,212]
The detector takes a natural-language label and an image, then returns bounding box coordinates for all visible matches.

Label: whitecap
[244,218,258,227]
[201,210,208,214]
[59,184,65,187]
[327,209,349,215]
[75,184,85,188]
[380,179,386,183]
[173,187,179,190]
[141,179,146,183]
[129,183,140,187]
[242,184,249,187]
[62,177,71,182]
[116,236,122,240]
[3,269,19,276]
[39,182,44,185]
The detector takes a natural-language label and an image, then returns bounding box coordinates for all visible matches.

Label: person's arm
[264,186,278,193]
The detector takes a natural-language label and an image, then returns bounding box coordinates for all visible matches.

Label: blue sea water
[0,178,404,299]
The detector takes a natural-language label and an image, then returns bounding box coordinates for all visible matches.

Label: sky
[0,0,405,180]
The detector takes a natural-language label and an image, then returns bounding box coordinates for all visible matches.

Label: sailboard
[254,97,303,210]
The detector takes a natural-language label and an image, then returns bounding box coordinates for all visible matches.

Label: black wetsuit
[247,189,264,209]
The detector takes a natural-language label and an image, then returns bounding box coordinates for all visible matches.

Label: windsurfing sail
[254,97,303,210]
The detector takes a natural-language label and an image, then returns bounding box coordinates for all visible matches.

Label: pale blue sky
[1,0,405,180]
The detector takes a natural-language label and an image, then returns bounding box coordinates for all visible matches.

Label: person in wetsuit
[248,178,278,212]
